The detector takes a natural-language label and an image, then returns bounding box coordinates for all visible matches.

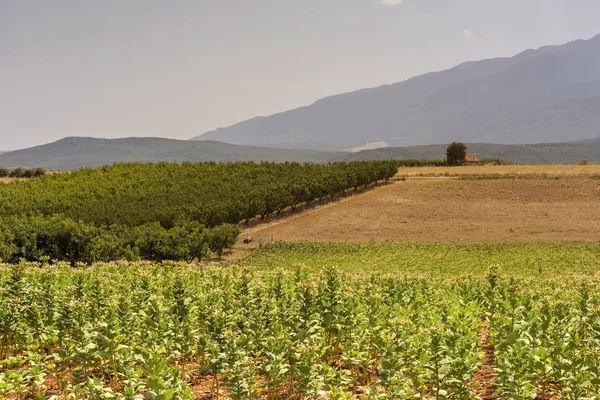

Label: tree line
[0,160,399,263]
[0,167,47,178]
[0,215,240,264]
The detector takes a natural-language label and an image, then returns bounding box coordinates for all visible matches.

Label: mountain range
[2,35,600,169]
[0,137,336,170]
[193,34,600,150]
[0,137,598,170]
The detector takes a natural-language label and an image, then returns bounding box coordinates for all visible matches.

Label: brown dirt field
[237,176,600,247]
[398,164,600,177]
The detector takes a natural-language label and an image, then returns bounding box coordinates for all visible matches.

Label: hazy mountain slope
[0,137,338,170]
[339,140,600,165]
[194,34,600,149]
[477,96,600,144]
[1,136,598,170]
[580,137,600,144]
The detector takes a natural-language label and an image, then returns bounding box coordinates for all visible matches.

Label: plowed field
[238,176,600,246]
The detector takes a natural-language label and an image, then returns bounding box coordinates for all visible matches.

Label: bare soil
[472,319,498,400]
[236,176,600,249]
[398,164,600,178]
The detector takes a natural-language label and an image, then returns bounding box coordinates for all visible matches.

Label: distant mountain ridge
[193,34,600,150]
[0,136,598,170]
[0,137,337,170]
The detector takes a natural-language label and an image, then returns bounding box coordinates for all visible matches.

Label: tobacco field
[1,252,599,399]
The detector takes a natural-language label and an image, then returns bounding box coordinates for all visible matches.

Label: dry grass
[0,171,59,184]
[398,164,600,178]
[0,177,22,184]
[237,176,600,247]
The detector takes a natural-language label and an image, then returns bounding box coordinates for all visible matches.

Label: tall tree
[446,142,467,166]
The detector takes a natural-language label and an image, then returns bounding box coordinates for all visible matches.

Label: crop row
[0,263,484,399]
[2,263,599,399]
[484,269,600,399]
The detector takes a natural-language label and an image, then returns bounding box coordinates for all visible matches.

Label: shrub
[31,168,47,177]
[9,167,27,178]
[0,214,238,264]
[91,229,130,262]
[209,223,241,258]
[0,229,16,262]
[171,220,211,261]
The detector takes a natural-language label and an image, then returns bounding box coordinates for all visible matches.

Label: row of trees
[0,214,240,264]
[0,160,399,229]
[0,167,46,178]
[0,160,398,263]
[394,159,447,167]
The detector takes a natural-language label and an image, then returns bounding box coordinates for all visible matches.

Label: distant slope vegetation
[340,140,600,164]
[193,34,600,150]
[0,137,337,170]
[0,136,598,170]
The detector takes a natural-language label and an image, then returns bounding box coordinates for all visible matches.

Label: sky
[1,0,599,151]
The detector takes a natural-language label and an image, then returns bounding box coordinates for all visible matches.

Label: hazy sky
[1,0,599,150]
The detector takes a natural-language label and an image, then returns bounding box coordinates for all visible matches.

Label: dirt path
[473,318,498,400]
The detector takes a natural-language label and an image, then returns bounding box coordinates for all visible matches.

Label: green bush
[209,223,242,258]
[0,229,16,262]
[0,167,46,179]
[0,214,235,264]
[9,167,30,178]
[30,167,47,177]
[90,227,138,262]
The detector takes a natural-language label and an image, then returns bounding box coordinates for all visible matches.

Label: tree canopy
[446,142,467,166]
[0,160,399,263]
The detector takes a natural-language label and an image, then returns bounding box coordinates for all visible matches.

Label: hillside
[0,137,337,170]
[194,34,600,150]
[340,140,600,164]
[1,136,599,169]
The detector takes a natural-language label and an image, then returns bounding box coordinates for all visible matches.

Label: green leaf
[155,389,175,400]
[147,376,165,392]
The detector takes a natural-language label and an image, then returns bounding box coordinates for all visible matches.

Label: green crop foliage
[1,248,600,399]
[237,241,600,279]
[0,262,480,399]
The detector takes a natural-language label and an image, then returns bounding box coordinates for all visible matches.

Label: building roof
[465,153,479,162]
